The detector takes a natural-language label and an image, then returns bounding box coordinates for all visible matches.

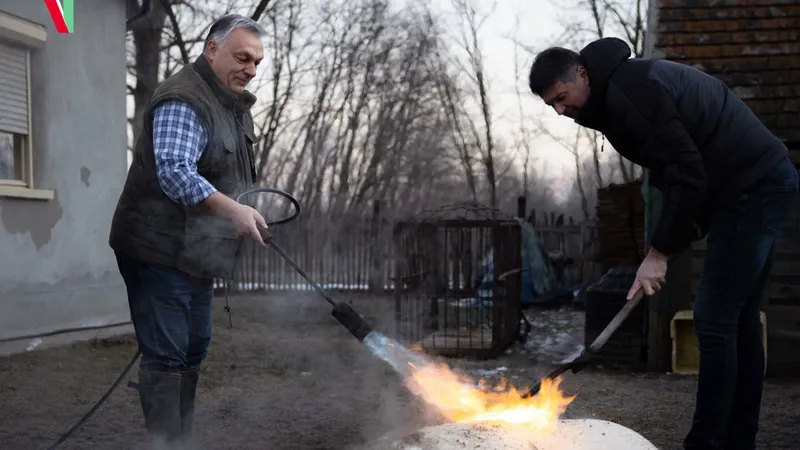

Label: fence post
[368,200,382,292]
[517,195,526,220]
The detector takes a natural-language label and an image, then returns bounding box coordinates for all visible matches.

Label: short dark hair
[204,14,266,51]
[528,47,582,97]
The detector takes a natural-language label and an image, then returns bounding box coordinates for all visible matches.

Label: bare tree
[449,0,499,211]
[558,0,646,186]
[125,0,554,223]
[252,0,308,182]
[243,0,479,220]
[511,16,538,201]
[430,49,479,204]
[127,0,168,148]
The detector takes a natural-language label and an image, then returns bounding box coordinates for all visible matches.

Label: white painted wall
[0,0,130,346]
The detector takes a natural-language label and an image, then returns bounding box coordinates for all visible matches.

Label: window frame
[0,10,52,201]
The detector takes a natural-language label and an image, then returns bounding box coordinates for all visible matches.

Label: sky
[428,0,598,202]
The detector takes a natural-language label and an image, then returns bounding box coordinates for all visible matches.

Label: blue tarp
[474,218,560,307]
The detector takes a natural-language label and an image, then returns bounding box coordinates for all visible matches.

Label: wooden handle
[522,288,647,399]
[587,288,644,353]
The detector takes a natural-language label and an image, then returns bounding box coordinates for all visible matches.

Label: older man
[109,14,267,444]
[528,37,797,449]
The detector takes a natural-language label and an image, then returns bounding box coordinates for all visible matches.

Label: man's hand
[627,248,668,300]
[229,203,269,246]
[202,192,268,246]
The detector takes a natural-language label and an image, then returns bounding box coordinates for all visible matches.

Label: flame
[362,332,576,436]
[403,361,576,434]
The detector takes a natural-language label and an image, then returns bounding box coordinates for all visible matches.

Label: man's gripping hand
[202,192,269,246]
[627,247,668,300]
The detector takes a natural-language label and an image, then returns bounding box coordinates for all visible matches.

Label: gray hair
[203,14,266,51]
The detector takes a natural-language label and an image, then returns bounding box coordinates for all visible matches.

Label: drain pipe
[126,0,153,31]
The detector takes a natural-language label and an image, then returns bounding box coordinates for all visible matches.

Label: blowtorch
[256,221,375,340]
[238,188,376,342]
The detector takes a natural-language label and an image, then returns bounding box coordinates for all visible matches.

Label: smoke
[336,304,447,449]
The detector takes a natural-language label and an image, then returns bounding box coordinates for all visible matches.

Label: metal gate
[392,206,523,359]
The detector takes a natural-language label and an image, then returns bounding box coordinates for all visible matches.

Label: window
[0,10,50,200]
[0,131,25,181]
[0,41,30,184]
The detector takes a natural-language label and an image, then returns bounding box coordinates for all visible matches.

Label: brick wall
[653,0,800,144]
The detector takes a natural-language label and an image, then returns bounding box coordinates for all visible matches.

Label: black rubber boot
[136,369,183,443]
[180,369,200,438]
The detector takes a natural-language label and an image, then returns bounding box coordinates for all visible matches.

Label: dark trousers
[684,156,798,450]
[115,252,214,372]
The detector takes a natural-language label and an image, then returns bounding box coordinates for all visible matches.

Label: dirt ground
[1,291,799,450]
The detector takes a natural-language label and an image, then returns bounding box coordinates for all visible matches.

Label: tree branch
[251,0,274,22]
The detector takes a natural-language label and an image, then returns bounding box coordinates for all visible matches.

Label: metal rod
[266,239,336,307]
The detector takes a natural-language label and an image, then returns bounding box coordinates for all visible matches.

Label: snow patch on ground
[521,307,586,365]
[460,306,587,387]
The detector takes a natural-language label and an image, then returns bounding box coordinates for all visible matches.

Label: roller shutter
[0,41,28,135]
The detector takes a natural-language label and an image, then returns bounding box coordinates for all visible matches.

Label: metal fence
[217,211,596,294]
[212,201,599,359]
[217,212,396,292]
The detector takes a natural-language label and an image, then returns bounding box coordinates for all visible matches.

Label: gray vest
[109,54,257,279]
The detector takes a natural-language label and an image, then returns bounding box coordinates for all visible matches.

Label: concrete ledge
[0,183,55,200]
[0,10,47,49]
[0,322,134,357]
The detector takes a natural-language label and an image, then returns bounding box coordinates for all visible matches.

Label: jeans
[684,156,798,450]
[115,252,214,372]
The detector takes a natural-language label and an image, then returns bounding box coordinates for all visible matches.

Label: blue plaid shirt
[152,100,218,206]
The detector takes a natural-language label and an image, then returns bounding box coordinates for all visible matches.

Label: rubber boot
[136,369,183,443]
[180,369,200,438]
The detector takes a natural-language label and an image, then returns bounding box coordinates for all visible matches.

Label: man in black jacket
[528,37,797,449]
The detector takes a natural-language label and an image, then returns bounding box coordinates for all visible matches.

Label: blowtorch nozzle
[332,302,374,342]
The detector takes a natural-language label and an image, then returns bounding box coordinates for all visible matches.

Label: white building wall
[0,0,131,351]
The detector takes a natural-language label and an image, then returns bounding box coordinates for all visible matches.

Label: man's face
[541,66,590,119]
[205,27,264,94]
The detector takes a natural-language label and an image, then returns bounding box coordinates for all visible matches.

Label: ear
[205,40,218,60]
[576,65,588,79]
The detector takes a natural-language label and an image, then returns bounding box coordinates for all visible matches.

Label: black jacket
[575,37,788,257]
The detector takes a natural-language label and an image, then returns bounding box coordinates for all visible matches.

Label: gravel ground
[1,291,798,450]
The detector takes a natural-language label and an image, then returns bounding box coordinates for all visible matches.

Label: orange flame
[403,361,576,433]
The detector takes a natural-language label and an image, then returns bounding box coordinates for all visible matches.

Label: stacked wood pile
[594,181,646,272]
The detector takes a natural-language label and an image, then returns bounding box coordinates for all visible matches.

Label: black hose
[235,187,301,227]
[45,187,300,450]
[46,351,141,450]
